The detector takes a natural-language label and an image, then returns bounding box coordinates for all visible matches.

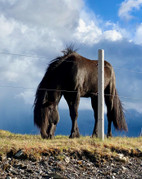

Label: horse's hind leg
[64,93,80,138]
[105,95,113,137]
[105,90,113,138]
[91,96,98,137]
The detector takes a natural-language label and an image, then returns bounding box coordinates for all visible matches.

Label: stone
[0,150,142,179]
[6,176,12,179]
[15,150,23,158]
[0,155,2,161]
[122,166,127,171]
[116,154,129,163]
[57,162,66,171]
[64,157,70,164]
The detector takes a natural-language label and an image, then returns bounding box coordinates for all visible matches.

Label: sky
[0,0,142,133]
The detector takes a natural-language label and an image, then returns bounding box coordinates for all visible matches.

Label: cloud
[125,101,142,113]
[0,0,82,26]
[118,0,142,20]
[74,18,102,44]
[0,0,85,56]
[0,0,83,39]
[17,90,35,105]
[103,30,122,41]
[0,0,84,109]
[74,11,123,45]
[0,0,142,117]
[134,23,142,44]
[75,21,123,44]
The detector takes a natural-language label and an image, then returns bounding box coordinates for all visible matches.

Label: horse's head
[34,99,59,139]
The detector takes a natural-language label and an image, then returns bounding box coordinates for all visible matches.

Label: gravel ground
[0,150,142,179]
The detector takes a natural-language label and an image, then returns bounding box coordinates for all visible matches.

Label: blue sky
[0,0,142,133]
[85,0,121,21]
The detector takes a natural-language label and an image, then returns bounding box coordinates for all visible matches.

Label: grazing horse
[34,48,127,139]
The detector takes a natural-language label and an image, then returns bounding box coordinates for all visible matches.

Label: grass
[0,130,142,160]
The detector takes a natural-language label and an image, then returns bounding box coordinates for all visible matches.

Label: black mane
[47,46,77,72]
[34,47,76,107]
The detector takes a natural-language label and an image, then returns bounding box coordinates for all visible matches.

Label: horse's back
[54,52,113,96]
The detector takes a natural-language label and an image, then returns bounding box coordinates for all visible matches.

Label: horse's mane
[34,47,76,106]
[47,46,77,73]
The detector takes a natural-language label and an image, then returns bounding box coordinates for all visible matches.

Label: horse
[34,48,128,139]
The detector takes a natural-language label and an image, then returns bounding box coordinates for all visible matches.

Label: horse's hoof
[91,133,98,138]
[69,132,80,138]
[107,133,112,138]
[49,134,55,139]
[41,134,49,139]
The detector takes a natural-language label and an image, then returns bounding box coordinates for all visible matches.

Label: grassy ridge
[0,130,142,160]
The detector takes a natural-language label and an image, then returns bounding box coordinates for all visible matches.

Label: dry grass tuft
[0,130,141,160]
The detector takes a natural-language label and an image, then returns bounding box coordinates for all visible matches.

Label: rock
[64,157,70,164]
[48,172,67,179]
[0,155,2,161]
[121,166,127,171]
[27,169,33,173]
[112,168,119,174]
[57,162,66,171]
[116,154,129,163]
[14,150,28,160]
[77,160,83,165]
[0,150,142,179]
[13,163,27,170]
[15,150,23,158]
[6,176,12,179]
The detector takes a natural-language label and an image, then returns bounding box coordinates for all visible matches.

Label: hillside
[0,130,142,178]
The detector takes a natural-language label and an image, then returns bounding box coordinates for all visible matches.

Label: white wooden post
[98,49,104,140]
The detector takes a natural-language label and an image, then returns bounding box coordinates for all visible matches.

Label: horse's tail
[105,66,128,132]
[112,89,128,131]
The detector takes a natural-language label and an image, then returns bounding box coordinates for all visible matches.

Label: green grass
[0,130,141,160]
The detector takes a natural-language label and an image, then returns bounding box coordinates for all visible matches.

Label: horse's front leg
[40,118,49,139]
[46,106,60,139]
[64,93,80,138]
[47,123,56,139]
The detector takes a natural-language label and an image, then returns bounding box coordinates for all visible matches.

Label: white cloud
[75,19,123,44]
[17,90,35,105]
[74,18,102,44]
[124,101,142,113]
[0,15,15,37]
[74,11,124,45]
[118,0,142,20]
[0,0,83,30]
[0,0,85,106]
[134,23,142,44]
[0,0,84,54]
[103,30,122,41]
